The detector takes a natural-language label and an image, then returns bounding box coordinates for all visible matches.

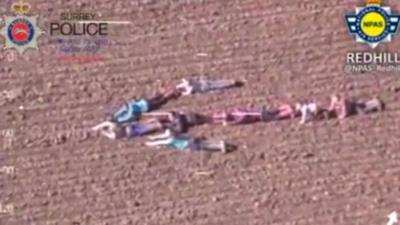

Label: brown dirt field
[1,0,400,224]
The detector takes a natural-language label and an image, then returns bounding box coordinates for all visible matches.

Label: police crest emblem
[0,0,44,54]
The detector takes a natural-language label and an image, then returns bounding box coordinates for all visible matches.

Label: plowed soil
[1,0,400,225]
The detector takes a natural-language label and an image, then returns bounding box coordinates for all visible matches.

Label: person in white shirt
[295,102,321,124]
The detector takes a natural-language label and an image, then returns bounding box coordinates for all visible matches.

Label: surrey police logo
[346,0,400,48]
[0,0,43,54]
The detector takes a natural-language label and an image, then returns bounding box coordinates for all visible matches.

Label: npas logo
[345,0,400,48]
[0,0,43,54]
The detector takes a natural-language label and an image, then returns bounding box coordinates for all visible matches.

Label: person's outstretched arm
[92,121,114,131]
[99,130,117,140]
[328,100,335,112]
[113,103,135,123]
[338,100,348,119]
[146,137,173,147]
[148,129,172,140]
[180,85,193,95]
[177,79,194,95]
[299,107,308,124]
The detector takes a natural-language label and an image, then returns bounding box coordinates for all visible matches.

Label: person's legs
[200,79,237,92]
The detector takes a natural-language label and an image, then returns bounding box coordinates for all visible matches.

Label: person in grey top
[176,78,240,95]
[328,94,384,119]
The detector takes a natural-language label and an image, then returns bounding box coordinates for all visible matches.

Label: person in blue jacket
[112,87,180,124]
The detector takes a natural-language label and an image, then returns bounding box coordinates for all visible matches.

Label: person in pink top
[209,104,296,126]
[210,107,264,126]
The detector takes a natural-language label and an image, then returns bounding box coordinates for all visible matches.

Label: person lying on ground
[112,87,180,124]
[145,111,208,133]
[328,94,384,119]
[210,104,297,126]
[210,107,266,126]
[91,119,163,140]
[145,129,228,153]
[295,101,327,124]
[176,78,240,95]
